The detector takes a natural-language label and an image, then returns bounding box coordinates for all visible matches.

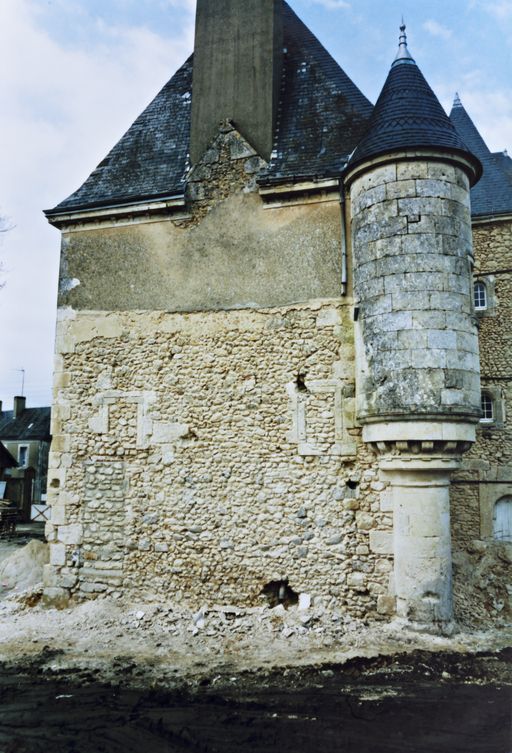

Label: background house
[0,397,51,522]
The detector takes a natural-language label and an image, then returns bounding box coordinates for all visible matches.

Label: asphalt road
[0,650,510,753]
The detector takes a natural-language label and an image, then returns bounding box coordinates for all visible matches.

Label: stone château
[44,1,512,631]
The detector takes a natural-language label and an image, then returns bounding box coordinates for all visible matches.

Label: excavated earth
[0,647,510,753]
[0,540,510,752]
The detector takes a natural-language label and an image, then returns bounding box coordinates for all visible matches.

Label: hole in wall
[261,580,299,609]
[347,479,359,490]
[296,373,308,393]
[50,479,60,489]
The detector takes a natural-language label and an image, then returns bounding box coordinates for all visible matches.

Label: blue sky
[0,0,511,409]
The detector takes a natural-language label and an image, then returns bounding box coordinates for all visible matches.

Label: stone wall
[349,160,480,423]
[450,218,512,625]
[44,303,395,618]
[451,219,512,542]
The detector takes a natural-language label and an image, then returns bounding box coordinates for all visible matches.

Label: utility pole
[16,368,25,396]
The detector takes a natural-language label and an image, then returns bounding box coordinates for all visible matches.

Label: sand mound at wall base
[0,540,49,592]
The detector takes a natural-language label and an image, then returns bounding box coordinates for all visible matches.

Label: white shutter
[493,497,512,542]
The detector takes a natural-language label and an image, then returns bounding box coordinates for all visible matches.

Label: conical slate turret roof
[450,95,512,217]
[347,25,481,183]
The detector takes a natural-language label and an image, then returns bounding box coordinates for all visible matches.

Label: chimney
[190,0,283,164]
[13,396,26,419]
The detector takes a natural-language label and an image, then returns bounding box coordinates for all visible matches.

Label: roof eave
[471,210,512,225]
[44,192,187,229]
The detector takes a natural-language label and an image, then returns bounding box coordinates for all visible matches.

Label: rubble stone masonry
[44,303,395,617]
[450,218,512,625]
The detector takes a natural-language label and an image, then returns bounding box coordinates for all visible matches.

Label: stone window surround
[479,475,512,542]
[286,379,357,457]
[479,386,506,429]
[493,496,512,543]
[473,275,497,317]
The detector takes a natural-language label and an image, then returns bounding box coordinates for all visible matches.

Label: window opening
[474,281,487,310]
[480,392,494,422]
[493,497,512,543]
[18,445,28,468]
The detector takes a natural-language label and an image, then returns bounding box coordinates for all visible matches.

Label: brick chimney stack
[190,0,283,163]
[13,396,26,419]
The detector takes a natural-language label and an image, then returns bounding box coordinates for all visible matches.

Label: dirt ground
[0,539,510,689]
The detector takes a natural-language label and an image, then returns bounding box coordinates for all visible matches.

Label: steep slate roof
[259,2,373,183]
[46,1,372,214]
[47,57,194,214]
[0,408,51,442]
[0,442,17,469]
[450,99,512,218]
[347,30,481,183]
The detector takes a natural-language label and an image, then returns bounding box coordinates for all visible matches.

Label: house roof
[46,1,372,215]
[0,442,17,469]
[346,27,481,184]
[259,2,373,184]
[0,407,51,442]
[450,98,512,218]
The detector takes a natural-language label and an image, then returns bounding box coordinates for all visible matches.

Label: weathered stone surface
[45,303,393,617]
[50,543,67,566]
[57,524,83,546]
[369,531,393,554]
[350,160,480,423]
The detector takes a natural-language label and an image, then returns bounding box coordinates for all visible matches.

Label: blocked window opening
[261,580,299,609]
[480,391,494,422]
[474,281,487,311]
[493,497,512,543]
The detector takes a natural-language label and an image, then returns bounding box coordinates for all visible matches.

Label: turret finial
[453,92,462,108]
[392,19,415,67]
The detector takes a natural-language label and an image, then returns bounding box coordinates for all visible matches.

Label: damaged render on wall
[43,1,512,633]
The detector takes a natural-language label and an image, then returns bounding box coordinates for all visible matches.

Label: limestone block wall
[349,160,480,423]
[44,302,395,617]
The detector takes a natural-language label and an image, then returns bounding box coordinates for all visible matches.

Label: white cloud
[437,77,512,153]
[461,89,512,152]
[423,20,453,39]
[311,0,351,10]
[0,0,194,407]
[486,1,512,19]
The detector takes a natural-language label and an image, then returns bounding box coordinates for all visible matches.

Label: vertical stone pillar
[383,459,458,625]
